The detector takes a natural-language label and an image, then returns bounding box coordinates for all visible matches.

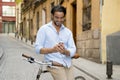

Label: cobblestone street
[0,34,41,80]
[1,0,120,80]
[0,34,95,80]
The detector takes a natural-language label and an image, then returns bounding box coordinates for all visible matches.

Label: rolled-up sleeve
[34,27,46,54]
[67,32,76,57]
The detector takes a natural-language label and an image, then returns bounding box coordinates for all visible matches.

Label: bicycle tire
[36,68,42,80]
[75,76,86,80]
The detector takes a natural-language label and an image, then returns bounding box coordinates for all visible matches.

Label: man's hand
[53,42,65,53]
[52,42,70,56]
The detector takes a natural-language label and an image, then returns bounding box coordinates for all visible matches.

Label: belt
[52,61,63,67]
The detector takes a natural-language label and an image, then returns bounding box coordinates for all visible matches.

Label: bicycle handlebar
[22,53,80,67]
[22,54,35,63]
[72,53,80,59]
[22,53,80,59]
[22,54,52,65]
[22,54,32,58]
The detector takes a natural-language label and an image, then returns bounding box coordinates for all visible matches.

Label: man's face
[52,11,65,27]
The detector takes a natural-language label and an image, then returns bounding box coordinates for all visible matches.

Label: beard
[54,21,62,27]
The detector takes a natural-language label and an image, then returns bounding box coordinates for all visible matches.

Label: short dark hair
[51,5,66,16]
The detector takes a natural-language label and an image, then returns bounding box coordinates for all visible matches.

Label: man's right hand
[53,43,65,53]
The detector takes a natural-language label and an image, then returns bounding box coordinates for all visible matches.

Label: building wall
[0,0,2,33]
[101,0,120,63]
[32,0,52,39]
[0,0,16,33]
[76,0,101,62]
[20,0,101,62]
[16,2,22,37]
[32,0,64,38]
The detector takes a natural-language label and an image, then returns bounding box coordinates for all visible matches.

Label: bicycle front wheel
[36,68,42,80]
[75,76,86,80]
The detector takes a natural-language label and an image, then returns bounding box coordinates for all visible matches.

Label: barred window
[82,0,91,31]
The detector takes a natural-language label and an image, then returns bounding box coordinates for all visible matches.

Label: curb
[8,34,35,48]
[0,47,3,59]
[0,47,4,66]
[73,65,99,80]
[73,58,101,80]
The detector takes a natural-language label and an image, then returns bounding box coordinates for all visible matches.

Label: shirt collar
[48,21,65,30]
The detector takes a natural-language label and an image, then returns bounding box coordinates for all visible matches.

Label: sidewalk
[8,33,120,80]
[73,58,120,80]
[8,33,35,47]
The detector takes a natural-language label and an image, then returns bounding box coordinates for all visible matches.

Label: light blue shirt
[35,21,76,67]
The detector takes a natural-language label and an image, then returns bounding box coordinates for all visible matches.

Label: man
[35,5,76,80]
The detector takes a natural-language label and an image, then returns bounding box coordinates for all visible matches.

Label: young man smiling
[35,5,76,80]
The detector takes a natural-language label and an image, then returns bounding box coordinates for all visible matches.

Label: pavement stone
[73,58,120,80]
[8,33,120,80]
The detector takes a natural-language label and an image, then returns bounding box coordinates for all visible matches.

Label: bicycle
[22,54,86,80]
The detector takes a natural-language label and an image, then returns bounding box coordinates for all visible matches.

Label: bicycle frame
[22,54,85,80]
[22,54,54,80]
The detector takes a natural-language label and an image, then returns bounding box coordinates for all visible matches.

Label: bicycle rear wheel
[75,76,86,80]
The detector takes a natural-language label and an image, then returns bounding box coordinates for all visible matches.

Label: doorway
[71,1,77,44]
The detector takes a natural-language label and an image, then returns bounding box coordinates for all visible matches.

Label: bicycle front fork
[36,68,42,80]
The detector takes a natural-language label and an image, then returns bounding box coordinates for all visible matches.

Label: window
[2,0,15,2]
[2,6,15,16]
[82,0,91,31]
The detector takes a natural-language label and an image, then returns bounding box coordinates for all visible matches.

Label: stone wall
[77,29,101,62]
